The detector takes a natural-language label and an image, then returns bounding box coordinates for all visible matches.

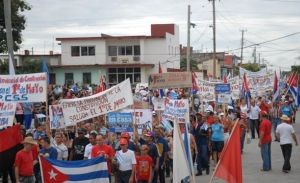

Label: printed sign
[148,72,192,89]
[122,109,152,134]
[228,77,241,100]
[215,84,231,93]
[162,99,189,123]
[215,83,231,104]
[107,112,133,133]
[49,105,65,129]
[0,73,47,103]
[152,97,165,111]
[216,94,232,104]
[0,102,16,129]
[60,79,133,126]
[197,80,220,101]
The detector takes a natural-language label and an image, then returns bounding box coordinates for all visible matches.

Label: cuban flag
[42,58,50,84]
[273,71,279,102]
[39,156,109,183]
[287,72,300,107]
[191,72,199,94]
[242,73,251,107]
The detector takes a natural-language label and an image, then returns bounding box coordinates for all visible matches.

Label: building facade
[54,24,180,86]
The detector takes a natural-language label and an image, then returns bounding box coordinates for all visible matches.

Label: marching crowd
[0,84,299,183]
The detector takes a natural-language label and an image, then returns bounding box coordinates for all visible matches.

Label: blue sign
[215,84,231,93]
[107,112,133,132]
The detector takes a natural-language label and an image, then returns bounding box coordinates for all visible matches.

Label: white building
[54,24,180,86]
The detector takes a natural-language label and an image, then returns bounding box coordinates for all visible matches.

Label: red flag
[224,75,228,83]
[287,72,298,87]
[213,122,243,183]
[159,62,163,73]
[39,156,69,183]
[0,125,23,152]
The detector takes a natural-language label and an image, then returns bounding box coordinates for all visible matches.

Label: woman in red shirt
[136,145,153,183]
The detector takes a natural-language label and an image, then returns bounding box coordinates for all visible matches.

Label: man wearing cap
[276,115,298,173]
[115,138,136,183]
[70,128,89,160]
[258,111,272,171]
[14,137,36,183]
[280,100,294,121]
[121,132,137,152]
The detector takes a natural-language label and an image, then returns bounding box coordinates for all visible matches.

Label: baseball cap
[121,132,130,138]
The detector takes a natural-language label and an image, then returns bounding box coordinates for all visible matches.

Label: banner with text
[122,109,152,134]
[60,79,133,125]
[162,99,189,123]
[0,102,16,129]
[228,77,241,100]
[148,72,192,89]
[49,105,66,129]
[197,80,220,101]
[107,112,133,133]
[247,73,274,96]
[215,84,231,104]
[0,73,47,103]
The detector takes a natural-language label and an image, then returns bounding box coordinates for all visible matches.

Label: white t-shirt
[116,149,136,171]
[84,143,93,159]
[240,105,249,117]
[276,123,295,145]
[51,138,68,160]
[249,105,261,120]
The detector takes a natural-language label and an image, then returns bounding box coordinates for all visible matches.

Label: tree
[241,63,260,72]
[18,59,43,74]
[291,65,300,74]
[180,57,199,71]
[0,0,31,53]
[0,58,9,74]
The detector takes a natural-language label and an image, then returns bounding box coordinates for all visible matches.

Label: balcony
[108,55,141,64]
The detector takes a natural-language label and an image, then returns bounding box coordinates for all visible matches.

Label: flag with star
[39,156,109,183]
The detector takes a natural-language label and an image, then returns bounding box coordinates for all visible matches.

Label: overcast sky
[20,0,300,71]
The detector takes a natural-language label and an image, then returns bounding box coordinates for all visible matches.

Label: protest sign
[215,84,231,104]
[228,77,241,100]
[162,99,189,123]
[0,73,47,103]
[197,80,220,101]
[152,97,165,110]
[239,67,268,77]
[0,102,16,129]
[148,72,192,89]
[60,79,133,126]
[107,112,133,133]
[122,109,152,134]
[49,105,66,129]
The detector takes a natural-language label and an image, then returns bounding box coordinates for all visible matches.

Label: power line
[227,32,300,52]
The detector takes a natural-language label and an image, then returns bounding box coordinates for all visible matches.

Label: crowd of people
[0,83,299,183]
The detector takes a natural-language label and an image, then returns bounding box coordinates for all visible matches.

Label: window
[88,46,95,56]
[108,67,141,86]
[81,47,88,56]
[134,45,140,55]
[65,73,74,85]
[81,46,95,56]
[118,46,126,55]
[71,46,80,56]
[126,46,132,55]
[108,46,117,56]
[49,73,56,85]
[83,73,91,84]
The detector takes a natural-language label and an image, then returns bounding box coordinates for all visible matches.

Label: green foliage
[0,58,9,74]
[241,63,260,72]
[0,0,31,53]
[180,57,199,71]
[18,59,43,74]
[291,65,300,74]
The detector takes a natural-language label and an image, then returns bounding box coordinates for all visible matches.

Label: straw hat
[280,115,290,121]
[22,137,37,145]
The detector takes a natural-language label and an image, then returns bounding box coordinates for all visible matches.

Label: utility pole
[3,0,15,74]
[209,0,217,78]
[253,46,257,63]
[187,5,191,72]
[240,29,246,64]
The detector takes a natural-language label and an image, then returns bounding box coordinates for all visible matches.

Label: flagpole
[38,156,45,183]
[208,119,239,183]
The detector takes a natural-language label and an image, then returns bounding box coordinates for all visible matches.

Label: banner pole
[38,156,45,183]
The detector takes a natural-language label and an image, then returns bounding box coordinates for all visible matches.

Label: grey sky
[20,0,300,71]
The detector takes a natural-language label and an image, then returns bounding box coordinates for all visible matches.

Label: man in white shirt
[276,115,298,173]
[249,100,261,139]
[51,133,68,160]
[84,131,97,159]
[115,138,136,183]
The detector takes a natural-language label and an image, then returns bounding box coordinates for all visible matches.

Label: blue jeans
[240,128,246,153]
[271,118,280,134]
[197,144,209,172]
[261,143,271,170]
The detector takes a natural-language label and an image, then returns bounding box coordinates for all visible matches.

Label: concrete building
[54,24,180,86]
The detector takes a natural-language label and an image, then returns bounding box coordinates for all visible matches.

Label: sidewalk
[195,121,300,183]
